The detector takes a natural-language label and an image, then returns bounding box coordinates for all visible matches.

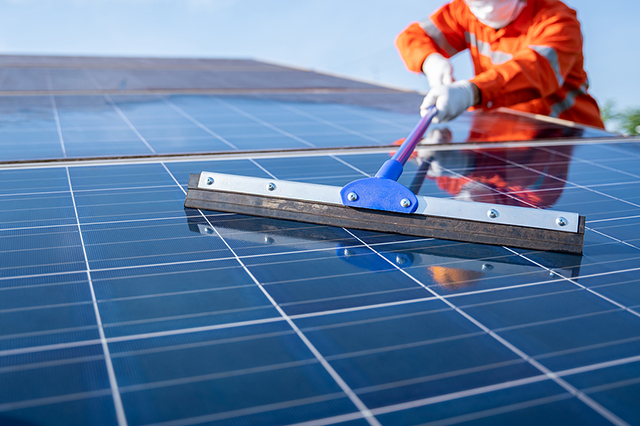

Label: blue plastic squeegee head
[339,106,437,214]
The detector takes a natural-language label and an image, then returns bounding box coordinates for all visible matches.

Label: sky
[0,0,637,109]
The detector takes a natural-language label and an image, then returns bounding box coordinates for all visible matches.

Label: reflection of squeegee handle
[409,158,432,195]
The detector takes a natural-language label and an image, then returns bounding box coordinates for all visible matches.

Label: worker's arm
[395,2,468,73]
[471,8,583,109]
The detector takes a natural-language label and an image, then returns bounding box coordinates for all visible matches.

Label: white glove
[422,53,453,89]
[415,128,452,166]
[420,80,475,123]
[428,150,473,178]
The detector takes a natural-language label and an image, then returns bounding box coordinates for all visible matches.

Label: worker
[396,0,605,128]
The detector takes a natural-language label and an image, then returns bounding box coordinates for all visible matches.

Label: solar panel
[0,93,611,163]
[1,57,639,426]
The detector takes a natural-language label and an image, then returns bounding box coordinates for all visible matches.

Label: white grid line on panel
[0,300,93,315]
[109,329,296,359]
[279,103,384,143]
[104,94,157,154]
[100,304,274,329]
[118,358,319,393]
[589,213,640,224]
[48,94,67,158]
[81,68,102,90]
[323,331,486,361]
[65,167,129,426]
[0,389,113,413]
[588,227,640,253]
[214,97,315,148]
[246,158,276,179]
[0,324,98,343]
[160,96,240,150]
[417,393,574,426]
[539,146,640,180]
[354,358,527,396]
[597,144,640,159]
[98,283,256,303]
[0,354,105,374]
[330,104,414,131]
[138,393,348,426]
[581,376,640,395]
[492,308,622,333]
[43,69,67,159]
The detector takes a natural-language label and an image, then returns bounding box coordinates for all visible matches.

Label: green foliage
[601,100,640,135]
[618,108,640,136]
[600,100,617,124]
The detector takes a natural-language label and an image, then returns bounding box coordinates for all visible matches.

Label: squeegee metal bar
[195,172,580,233]
[186,174,585,254]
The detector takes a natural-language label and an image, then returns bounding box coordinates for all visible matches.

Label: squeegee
[184,106,585,254]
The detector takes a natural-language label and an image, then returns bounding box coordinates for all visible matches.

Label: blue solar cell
[0,395,118,426]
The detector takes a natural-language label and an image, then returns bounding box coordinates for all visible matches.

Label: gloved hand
[420,80,477,123]
[422,52,453,89]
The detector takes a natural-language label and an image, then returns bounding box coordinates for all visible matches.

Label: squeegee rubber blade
[185,174,585,255]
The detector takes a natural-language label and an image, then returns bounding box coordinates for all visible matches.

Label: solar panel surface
[0,57,639,426]
[0,93,611,163]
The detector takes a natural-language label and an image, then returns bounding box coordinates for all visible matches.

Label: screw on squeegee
[206,177,214,185]
[488,209,499,219]
[400,198,411,208]
[267,182,276,191]
[556,217,568,227]
[347,192,358,201]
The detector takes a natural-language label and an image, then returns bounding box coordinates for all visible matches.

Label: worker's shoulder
[435,0,475,22]
[434,0,467,13]
[532,0,579,22]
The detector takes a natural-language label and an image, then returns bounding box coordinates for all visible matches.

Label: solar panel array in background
[0,57,384,93]
[0,94,610,162]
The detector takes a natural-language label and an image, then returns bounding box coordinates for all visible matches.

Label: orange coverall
[396,0,604,128]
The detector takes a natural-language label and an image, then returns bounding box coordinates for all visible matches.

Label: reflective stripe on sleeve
[529,45,564,87]
[419,18,461,57]
[465,32,513,64]
[550,83,588,118]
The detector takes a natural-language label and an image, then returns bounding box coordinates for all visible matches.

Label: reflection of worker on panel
[396,0,605,128]
[410,122,576,208]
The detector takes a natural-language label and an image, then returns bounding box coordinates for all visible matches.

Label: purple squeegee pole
[390,105,437,166]
[373,105,437,181]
